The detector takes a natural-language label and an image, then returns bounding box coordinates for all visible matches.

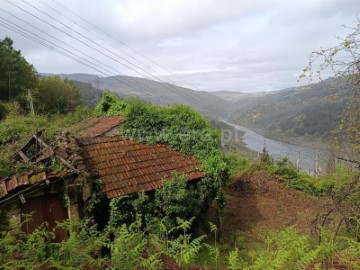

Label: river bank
[234,122,332,151]
[223,121,328,174]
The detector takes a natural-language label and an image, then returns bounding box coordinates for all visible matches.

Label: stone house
[0,116,204,240]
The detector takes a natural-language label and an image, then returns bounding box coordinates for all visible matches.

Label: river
[225,122,328,174]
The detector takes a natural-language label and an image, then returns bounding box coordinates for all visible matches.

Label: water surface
[226,122,327,173]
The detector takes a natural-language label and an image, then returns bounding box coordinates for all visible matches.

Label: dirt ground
[222,171,334,242]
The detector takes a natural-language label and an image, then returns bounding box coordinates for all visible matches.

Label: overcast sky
[0,0,359,92]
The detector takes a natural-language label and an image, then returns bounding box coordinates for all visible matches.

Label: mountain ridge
[43,73,235,119]
[228,77,349,140]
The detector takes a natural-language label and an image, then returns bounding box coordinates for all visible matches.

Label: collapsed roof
[0,115,204,204]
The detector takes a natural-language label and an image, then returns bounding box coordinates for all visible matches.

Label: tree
[302,20,360,164]
[0,37,37,101]
[33,76,81,114]
[302,19,360,237]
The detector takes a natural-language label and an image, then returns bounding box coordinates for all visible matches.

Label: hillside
[228,78,349,141]
[55,73,235,119]
[212,90,257,102]
[224,171,335,238]
[72,80,104,109]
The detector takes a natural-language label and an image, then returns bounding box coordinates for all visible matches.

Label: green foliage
[0,214,55,269]
[168,217,206,268]
[52,219,108,269]
[0,217,109,270]
[0,103,91,145]
[109,174,206,229]
[110,221,163,270]
[109,193,154,227]
[109,216,206,269]
[270,157,359,201]
[260,146,271,167]
[0,104,92,177]
[94,91,129,116]
[33,76,81,114]
[223,152,251,177]
[269,157,297,179]
[268,157,325,196]
[239,226,360,269]
[96,92,230,218]
[0,37,37,101]
[155,174,205,227]
[228,248,243,270]
[1,215,360,269]
[205,222,221,269]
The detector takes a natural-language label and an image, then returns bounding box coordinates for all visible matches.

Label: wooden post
[296,151,300,172]
[314,154,319,176]
[28,89,35,116]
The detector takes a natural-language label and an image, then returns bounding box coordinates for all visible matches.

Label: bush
[33,76,81,114]
[109,174,207,229]
[223,152,251,177]
[268,157,325,196]
[269,157,298,180]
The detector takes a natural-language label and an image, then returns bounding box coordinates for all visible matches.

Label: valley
[1,7,359,266]
[56,73,344,169]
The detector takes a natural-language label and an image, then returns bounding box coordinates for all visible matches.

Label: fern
[228,248,243,270]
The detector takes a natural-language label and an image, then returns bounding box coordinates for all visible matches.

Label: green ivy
[96,92,230,224]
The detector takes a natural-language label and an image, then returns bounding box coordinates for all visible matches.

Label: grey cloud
[0,0,358,92]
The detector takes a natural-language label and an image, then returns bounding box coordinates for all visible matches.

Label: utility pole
[296,151,300,172]
[28,89,35,116]
[8,67,11,101]
[314,154,319,177]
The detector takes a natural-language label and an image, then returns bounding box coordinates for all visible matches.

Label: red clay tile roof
[73,116,124,138]
[0,171,72,199]
[77,136,205,198]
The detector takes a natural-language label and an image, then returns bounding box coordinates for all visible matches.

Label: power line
[6,0,194,104]
[0,17,161,102]
[49,0,203,91]
[19,0,184,90]
[12,0,214,111]
[2,1,219,115]
[0,7,162,102]
[43,0,217,112]
[7,0,156,82]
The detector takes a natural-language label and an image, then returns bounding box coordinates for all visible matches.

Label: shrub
[223,152,251,177]
[33,76,81,114]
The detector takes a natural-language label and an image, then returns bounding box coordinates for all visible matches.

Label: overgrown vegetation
[1,214,359,269]
[0,104,92,177]
[95,92,229,229]
[33,76,81,114]
[109,174,208,230]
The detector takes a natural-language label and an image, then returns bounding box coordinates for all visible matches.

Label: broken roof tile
[73,116,124,138]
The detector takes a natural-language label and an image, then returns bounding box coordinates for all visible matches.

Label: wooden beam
[57,155,80,174]
[336,156,360,165]
[16,150,30,162]
[34,135,53,151]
